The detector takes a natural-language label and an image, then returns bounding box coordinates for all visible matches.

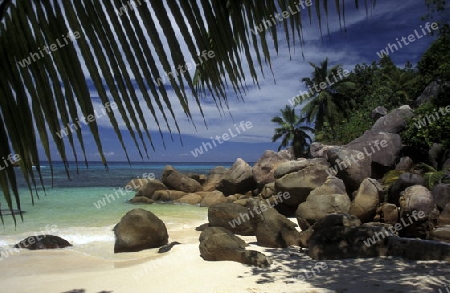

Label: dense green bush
[401,102,450,150]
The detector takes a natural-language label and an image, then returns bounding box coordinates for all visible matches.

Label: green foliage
[415,163,449,189]
[417,36,450,84]
[294,58,355,133]
[315,57,419,144]
[271,105,314,158]
[401,103,450,151]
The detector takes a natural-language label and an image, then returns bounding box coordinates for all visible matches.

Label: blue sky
[42,0,439,163]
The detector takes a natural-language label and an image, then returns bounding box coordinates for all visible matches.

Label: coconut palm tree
[271,105,314,158]
[293,58,355,131]
[0,0,375,222]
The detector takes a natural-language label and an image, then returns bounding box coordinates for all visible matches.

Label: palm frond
[0,0,375,223]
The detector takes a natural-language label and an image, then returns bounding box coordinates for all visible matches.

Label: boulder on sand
[114,209,168,253]
[247,198,302,248]
[208,203,255,236]
[14,235,72,250]
[199,227,271,268]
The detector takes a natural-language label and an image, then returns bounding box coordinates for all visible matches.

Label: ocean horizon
[0,161,244,260]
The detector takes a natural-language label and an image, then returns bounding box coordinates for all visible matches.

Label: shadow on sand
[240,247,450,293]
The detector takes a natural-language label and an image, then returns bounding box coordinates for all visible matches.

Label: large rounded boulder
[349,178,383,223]
[274,158,330,210]
[399,185,440,238]
[135,179,168,199]
[199,227,271,268]
[162,165,203,193]
[371,106,414,134]
[217,158,257,196]
[202,166,228,191]
[326,147,371,193]
[252,150,293,187]
[389,173,425,205]
[296,177,351,225]
[114,209,168,253]
[208,203,255,235]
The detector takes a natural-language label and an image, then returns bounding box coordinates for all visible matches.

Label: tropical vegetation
[271,105,314,158]
[0,0,376,221]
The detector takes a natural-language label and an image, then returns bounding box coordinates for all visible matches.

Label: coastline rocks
[217,158,257,196]
[158,241,181,253]
[200,191,228,207]
[299,213,361,248]
[387,237,450,261]
[429,226,450,243]
[176,193,203,205]
[296,177,351,225]
[152,190,186,202]
[162,165,203,193]
[202,166,228,191]
[371,106,388,120]
[309,142,336,159]
[399,185,439,238]
[125,179,152,191]
[371,106,414,134]
[14,235,72,250]
[135,179,167,199]
[439,203,450,225]
[389,173,425,205]
[128,196,155,205]
[377,203,399,225]
[349,178,382,223]
[252,150,293,187]
[309,225,392,260]
[395,156,414,171]
[247,198,302,248]
[327,148,371,193]
[345,130,402,174]
[274,159,330,209]
[432,184,450,210]
[208,203,255,235]
[114,209,168,253]
[199,227,271,268]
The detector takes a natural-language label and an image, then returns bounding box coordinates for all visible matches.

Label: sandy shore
[1,218,449,293]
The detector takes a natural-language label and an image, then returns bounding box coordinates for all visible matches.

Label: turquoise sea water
[0,162,233,259]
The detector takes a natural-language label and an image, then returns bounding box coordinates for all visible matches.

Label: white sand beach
[1,216,449,293]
